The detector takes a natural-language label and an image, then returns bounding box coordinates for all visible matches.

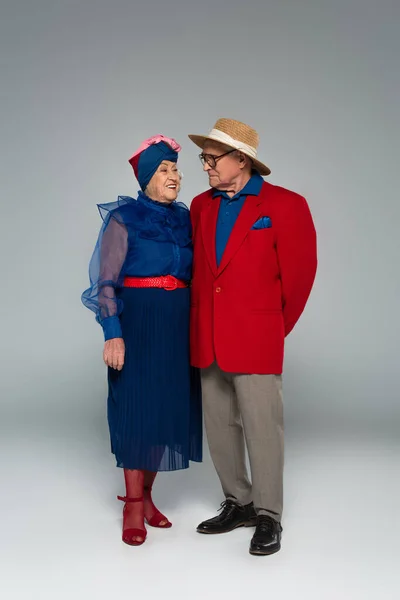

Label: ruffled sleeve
[81,206,128,341]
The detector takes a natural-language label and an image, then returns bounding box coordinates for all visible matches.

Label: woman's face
[145,160,181,203]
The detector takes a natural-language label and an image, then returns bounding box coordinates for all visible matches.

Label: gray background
[1,1,399,599]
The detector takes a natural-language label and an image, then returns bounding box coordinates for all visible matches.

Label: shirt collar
[212,171,264,200]
[137,190,173,212]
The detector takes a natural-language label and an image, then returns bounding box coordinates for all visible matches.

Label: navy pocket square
[251,216,272,230]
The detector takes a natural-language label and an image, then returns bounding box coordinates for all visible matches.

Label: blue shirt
[81,192,193,341]
[214,172,264,266]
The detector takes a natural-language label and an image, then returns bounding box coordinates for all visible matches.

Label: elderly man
[188,118,317,555]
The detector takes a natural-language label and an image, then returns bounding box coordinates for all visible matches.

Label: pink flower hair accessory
[129,135,181,164]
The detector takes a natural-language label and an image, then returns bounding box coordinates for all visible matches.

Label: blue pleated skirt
[107,287,202,471]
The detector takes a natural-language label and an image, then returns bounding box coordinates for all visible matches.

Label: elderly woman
[81,135,202,546]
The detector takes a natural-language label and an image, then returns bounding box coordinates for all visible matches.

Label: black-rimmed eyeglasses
[199,149,236,169]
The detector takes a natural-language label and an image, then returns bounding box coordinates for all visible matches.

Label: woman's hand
[103,338,125,370]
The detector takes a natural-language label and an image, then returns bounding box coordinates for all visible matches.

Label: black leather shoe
[197,500,257,534]
[249,515,282,555]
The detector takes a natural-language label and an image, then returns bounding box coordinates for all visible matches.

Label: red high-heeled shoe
[144,486,172,528]
[117,496,147,545]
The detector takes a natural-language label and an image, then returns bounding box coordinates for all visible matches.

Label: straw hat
[188,118,271,176]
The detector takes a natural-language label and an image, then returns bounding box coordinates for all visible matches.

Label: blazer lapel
[217,195,263,276]
[200,195,220,277]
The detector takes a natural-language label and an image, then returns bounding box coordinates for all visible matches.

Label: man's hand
[103,338,125,371]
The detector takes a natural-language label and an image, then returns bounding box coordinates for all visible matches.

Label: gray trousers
[201,362,284,521]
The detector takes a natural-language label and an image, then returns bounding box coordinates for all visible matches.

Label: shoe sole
[249,545,281,556]
[197,519,257,534]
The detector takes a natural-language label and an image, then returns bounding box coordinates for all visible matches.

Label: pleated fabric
[107,286,202,471]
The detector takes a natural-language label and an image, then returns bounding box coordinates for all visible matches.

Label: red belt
[123,275,188,291]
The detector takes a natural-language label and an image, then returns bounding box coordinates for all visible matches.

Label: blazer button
[215,287,221,293]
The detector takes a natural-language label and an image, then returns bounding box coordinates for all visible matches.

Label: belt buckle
[164,276,177,291]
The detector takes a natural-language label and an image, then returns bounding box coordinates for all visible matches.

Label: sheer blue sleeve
[81,210,128,341]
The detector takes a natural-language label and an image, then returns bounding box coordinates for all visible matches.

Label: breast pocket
[245,228,278,277]
[247,227,276,247]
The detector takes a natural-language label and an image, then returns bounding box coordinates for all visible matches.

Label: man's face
[201,141,241,190]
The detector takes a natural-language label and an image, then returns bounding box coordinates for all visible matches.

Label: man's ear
[237,152,248,169]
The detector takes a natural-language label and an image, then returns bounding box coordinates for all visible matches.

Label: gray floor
[1,410,398,600]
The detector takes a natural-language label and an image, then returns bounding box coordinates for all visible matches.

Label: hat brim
[188,134,271,176]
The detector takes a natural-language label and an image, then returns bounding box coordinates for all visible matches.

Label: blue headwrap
[137,141,178,191]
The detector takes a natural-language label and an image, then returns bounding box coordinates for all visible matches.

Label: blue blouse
[81,191,193,341]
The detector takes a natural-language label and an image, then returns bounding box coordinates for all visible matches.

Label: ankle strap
[117,495,143,503]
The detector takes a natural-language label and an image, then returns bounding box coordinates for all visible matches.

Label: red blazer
[189,181,317,374]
